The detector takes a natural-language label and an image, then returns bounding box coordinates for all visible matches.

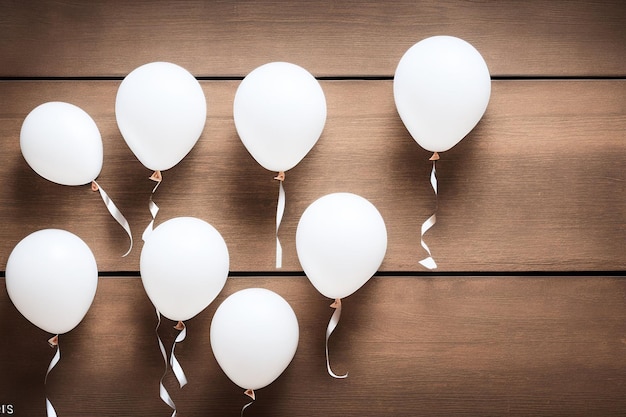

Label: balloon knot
[429,152,440,161]
[150,170,162,182]
[330,298,341,309]
[274,171,285,182]
[174,321,185,331]
[91,181,99,192]
[244,389,255,400]
[48,335,59,348]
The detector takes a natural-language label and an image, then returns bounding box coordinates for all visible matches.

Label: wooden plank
[0,0,624,78]
[0,80,624,272]
[1,275,625,416]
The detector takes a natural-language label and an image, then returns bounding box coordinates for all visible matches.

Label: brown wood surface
[1,1,625,416]
[1,276,625,417]
[0,80,624,272]
[0,0,625,78]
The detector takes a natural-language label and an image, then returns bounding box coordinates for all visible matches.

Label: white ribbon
[45,335,60,417]
[275,172,286,269]
[155,308,177,416]
[142,171,162,242]
[419,154,438,270]
[92,181,133,257]
[170,322,188,388]
[325,299,348,379]
[45,399,58,417]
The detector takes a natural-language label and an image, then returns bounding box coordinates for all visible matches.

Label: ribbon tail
[241,400,254,417]
[275,176,286,269]
[92,181,133,257]
[45,399,58,417]
[170,321,188,388]
[142,172,162,242]
[419,157,438,269]
[45,335,60,417]
[155,308,177,415]
[325,299,348,379]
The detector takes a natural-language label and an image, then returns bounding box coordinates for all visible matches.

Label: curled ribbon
[170,321,188,388]
[418,153,439,270]
[45,399,57,417]
[45,335,60,417]
[274,171,285,269]
[155,308,177,416]
[142,171,162,242]
[241,389,255,417]
[91,180,133,257]
[325,299,348,379]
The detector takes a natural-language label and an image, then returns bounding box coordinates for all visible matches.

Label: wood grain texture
[0,80,624,272]
[0,0,625,78]
[1,276,625,416]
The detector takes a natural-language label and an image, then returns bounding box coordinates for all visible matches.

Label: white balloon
[115,62,207,171]
[20,102,103,186]
[393,36,491,153]
[233,62,326,172]
[296,193,387,299]
[210,288,299,391]
[5,229,98,335]
[140,217,229,321]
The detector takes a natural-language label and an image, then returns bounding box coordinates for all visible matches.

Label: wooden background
[1,1,625,416]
